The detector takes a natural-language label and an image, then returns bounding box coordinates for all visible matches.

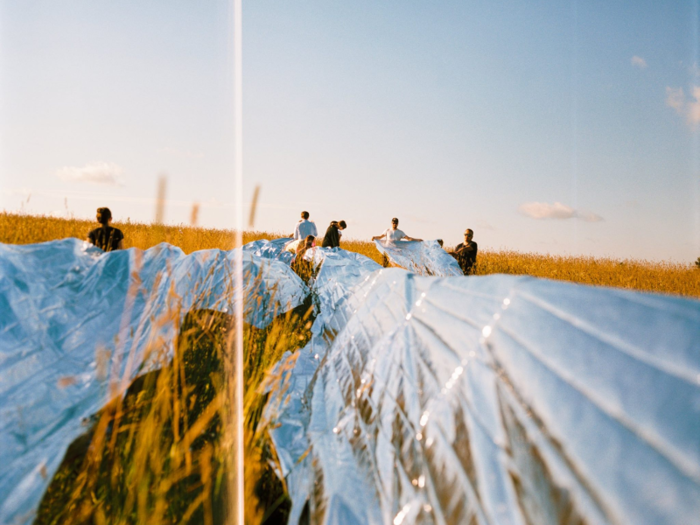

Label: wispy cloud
[666,86,700,127]
[56,162,124,186]
[518,202,604,222]
[631,56,647,69]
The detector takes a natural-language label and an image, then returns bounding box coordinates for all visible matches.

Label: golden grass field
[2,211,699,297]
[3,211,699,524]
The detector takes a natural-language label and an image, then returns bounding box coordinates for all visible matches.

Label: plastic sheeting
[0,238,308,524]
[267,260,700,524]
[374,240,463,277]
[3,236,699,525]
[244,237,295,266]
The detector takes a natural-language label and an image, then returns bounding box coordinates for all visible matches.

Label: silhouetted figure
[451,229,478,275]
[293,211,318,240]
[87,207,124,252]
[371,217,422,243]
[322,220,346,248]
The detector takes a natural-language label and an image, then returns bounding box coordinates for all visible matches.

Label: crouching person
[291,235,316,283]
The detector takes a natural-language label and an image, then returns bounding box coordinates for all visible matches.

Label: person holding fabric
[451,229,478,275]
[87,207,124,252]
[285,238,303,253]
[296,235,315,257]
[371,217,422,243]
[293,211,318,240]
[292,235,316,283]
[322,220,346,248]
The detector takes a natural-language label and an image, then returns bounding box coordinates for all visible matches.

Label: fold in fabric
[267,252,700,524]
[3,237,699,525]
[375,239,463,277]
[0,239,308,524]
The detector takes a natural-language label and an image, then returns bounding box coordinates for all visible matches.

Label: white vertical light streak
[693,0,700,257]
[233,0,244,523]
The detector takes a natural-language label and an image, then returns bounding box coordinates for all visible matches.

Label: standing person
[87,207,124,252]
[293,211,318,240]
[371,217,422,243]
[321,220,347,248]
[452,229,478,275]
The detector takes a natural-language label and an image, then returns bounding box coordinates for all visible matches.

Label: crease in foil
[266,254,700,524]
[0,238,308,524]
[374,239,463,277]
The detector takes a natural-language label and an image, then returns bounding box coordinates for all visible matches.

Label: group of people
[288,211,478,275]
[289,211,347,249]
[86,207,478,276]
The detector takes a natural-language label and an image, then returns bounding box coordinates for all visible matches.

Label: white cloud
[56,162,124,186]
[631,56,647,69]
[665,86,700,127]
[518,202,604,222]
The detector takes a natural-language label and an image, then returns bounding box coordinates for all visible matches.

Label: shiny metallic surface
[0,239,308,523]
[374,239,463,277]
[267,254,700,524]
[2,238,699,525]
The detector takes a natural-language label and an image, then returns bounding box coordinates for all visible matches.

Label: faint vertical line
[233,0,244,524]
[570,0,579,254]
[693,0,700,255]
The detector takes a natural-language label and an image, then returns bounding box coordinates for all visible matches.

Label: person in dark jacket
[321,220,346,248]
[87,207,124,252]
[451,229,477,275]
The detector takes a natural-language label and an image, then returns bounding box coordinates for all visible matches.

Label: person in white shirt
[293,211,318,240]
[371,217,422,243]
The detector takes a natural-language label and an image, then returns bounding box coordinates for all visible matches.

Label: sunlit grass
[2,212,698,297]
[0,212,279,253]
[35,299,314,524]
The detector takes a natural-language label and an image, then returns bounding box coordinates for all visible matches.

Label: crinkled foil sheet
[267,251,700,524]
[0,239,308,523]
[2,238,699,525]
[375,240,463,277]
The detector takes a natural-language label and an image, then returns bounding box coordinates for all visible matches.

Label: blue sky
[1,1,699,262]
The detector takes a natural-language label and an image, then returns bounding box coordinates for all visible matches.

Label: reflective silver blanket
[0,238,308,524]
[375,239,463,277]
[268,256,700,524]
[3,238,699,525]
